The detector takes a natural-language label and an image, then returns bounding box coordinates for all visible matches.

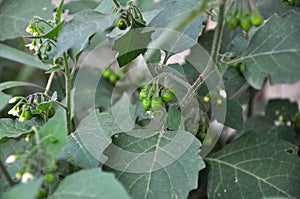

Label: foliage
[0,0,299,199]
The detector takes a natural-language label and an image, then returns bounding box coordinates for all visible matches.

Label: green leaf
[243,116,274,134]
[111,93,137,132]
[45,65,64,74]
[56,10,118,56]
[240,10,300,89]
[55,0,64,24]
[148,0,205,55]
[59,110,121,168]
[1,178,43,199]
[166,105,182,130]
[41,21,64,40]
[64,0,99,14]
[0,118,43,143]
[49,168,131,199]
[0,92,11,111]
[112,28,154,67]
[104,129,204,199]
[0,0,54,41]
[205,132,300,199]
[224,100,243,130]
[0,81,43,91]
[0,44,50,70]
[37,101,52,112]
[39,110,67,157]
[94,0,114,14]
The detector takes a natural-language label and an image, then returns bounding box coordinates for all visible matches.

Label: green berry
[139,89,148,101]
[161,88,175,103]
[250,14,263,26]
[142,98,151,111]
[226,15,239,30]
[45,44,52,51]
[45,173,55,184]
[151,96,163,111]
[24,111,33,120]
[48,107,56,118]
[109,74,118,84]
[102,69,112,78]
[42,54,49,60]
[240,15,252,31]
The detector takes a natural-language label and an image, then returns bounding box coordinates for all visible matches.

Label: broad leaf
[148,0,205,56]
[224,100,243,130]
[64,0,99,14]
[0,44,50,70]
[0,92,10,111]
[0,118,43,143]
[239,10,300,89]
[39,110,67,157]
[59,110,121,168]
[0,81,43,91]
[112,28,153,67]
[104,129,204,199]
[56,10,117,56]
[1,178,43,199]
[205,132,300,198]
[49,168,130,199]
[0,0,54,41]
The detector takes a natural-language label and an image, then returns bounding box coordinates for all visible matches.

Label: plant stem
[63,53,72,135]
[0,160,14,187]
[180,0,227,111]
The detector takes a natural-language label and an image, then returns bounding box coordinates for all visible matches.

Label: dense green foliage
[0,0,300,198]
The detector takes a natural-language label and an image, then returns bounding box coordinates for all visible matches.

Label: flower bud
[5,155,20,164]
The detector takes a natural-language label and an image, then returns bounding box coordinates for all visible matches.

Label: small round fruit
[48,107,56,118]
[240,16,252,31]
[161,88,175,103]
[250,14,263,26]
[151,96,163,111]
[139,89,148,101]
[42,54,49,60]
[45,173,55,184]
[142,98,151,111]
[226,16,239,30]
[46,44,52,51]
[109,74,118,84]
[102,69,112,78]
[24,111,33,120]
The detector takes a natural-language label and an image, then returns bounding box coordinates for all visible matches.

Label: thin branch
[180,0,227,111]
[0,160,14,187]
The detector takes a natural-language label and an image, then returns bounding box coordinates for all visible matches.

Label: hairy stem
[63,53,71,135]
[180,0,227,111]
[0,160,14,187]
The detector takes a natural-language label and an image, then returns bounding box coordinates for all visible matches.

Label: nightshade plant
[0,0,300,198]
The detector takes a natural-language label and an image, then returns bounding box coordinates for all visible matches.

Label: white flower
[5,155,19,164]
[8,107,19,116]
[21,173,35,183]
[9,97,17,104]
[219,89,227,99]
[25,43,37,51]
